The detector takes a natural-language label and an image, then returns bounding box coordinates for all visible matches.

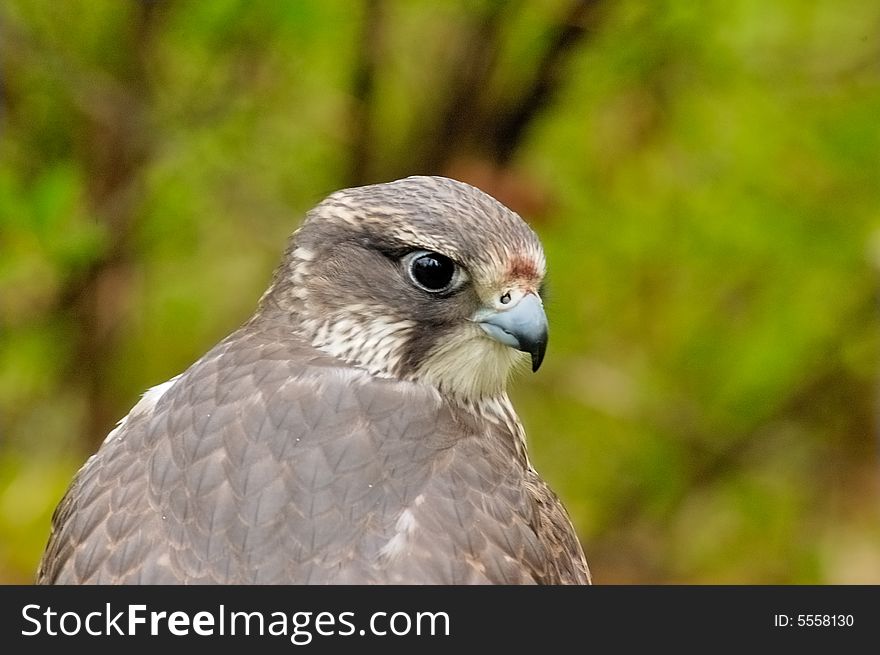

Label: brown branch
[417,1,512,174]
[66,1,171,449]
[348,0,384,186]
[490,0,604,164]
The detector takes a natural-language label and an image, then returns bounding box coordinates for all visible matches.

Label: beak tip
[530,341,546,372]
[476,292,548,372]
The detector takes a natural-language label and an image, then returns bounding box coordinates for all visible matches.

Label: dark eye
[407,251,458,292]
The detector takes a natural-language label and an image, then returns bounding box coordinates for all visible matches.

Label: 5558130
[773,614,854,627]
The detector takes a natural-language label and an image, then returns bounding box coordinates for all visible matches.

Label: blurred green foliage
[1,0,879,583]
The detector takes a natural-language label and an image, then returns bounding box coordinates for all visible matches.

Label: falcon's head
[262,176,548,401]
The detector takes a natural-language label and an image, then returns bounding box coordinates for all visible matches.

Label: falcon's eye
[405,251,463,293]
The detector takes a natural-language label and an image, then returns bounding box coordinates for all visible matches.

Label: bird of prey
[39,176,590,584]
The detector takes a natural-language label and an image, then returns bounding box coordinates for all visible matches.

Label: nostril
[500,292,511,305]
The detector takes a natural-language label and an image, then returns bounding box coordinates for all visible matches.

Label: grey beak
[477,293,548,372]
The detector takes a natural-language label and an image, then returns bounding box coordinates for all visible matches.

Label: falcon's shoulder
[39,321,453,583]
[395,398,591,585]
[523,472,592,584]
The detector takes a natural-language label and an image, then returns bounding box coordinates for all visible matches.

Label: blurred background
[1,0,879,583]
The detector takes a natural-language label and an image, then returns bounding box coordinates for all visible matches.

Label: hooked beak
[474,293,548,372]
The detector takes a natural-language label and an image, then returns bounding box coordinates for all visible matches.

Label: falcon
[39,176,590,584]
